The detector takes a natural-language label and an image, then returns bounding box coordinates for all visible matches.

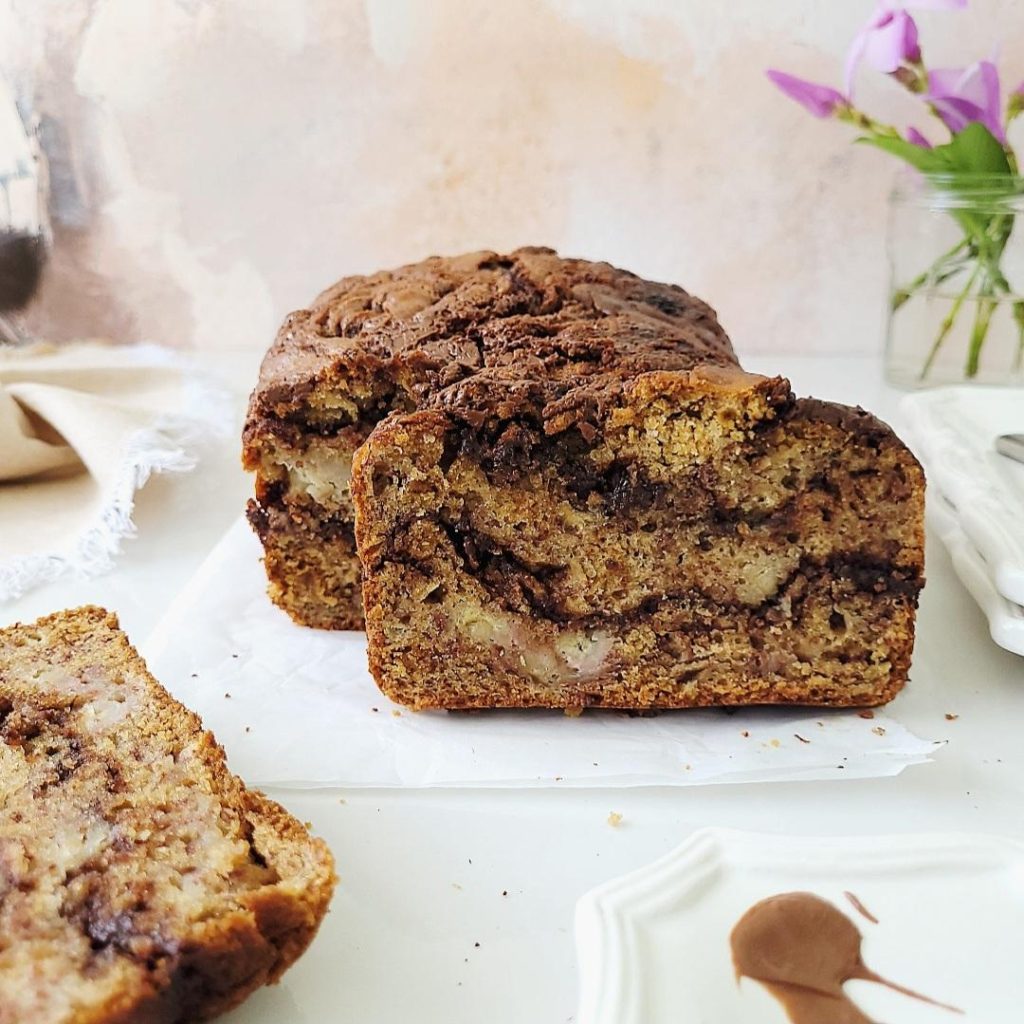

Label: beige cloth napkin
[0,342,227,600]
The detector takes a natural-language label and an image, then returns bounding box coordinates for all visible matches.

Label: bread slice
[0,606,335,1024]
[352,368,924,711]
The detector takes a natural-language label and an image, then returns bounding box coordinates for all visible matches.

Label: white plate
[899,395,1024,657]
[901,388,1024,605]
[926,484,1024,656]
[575,828,1024,1024]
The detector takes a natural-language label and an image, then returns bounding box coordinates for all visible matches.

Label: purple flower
[928,60,1005,142]
[906,126,933,147]
[765,70,846,118]
[845,1,967,98]
[845,9,920,97]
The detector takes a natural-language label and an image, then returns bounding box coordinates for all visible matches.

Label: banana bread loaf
[0,606,336,1023]
[245,248,925,708]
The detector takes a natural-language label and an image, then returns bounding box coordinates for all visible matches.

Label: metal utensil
[996,434,1024,464]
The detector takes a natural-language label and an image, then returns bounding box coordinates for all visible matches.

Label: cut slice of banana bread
[0,606,335,1024]
[351,367,924,711]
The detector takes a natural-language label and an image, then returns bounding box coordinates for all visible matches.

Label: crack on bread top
[246,248,740,438]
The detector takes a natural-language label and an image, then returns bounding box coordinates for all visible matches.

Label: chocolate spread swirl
[730,892,962,1023]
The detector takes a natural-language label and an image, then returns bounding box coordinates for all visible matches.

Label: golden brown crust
[0,607,336,1024]
[244,246,736,428]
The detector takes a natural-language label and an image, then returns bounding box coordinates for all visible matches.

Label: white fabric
[0,342,228,600]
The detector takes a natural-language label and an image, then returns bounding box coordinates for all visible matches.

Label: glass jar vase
[885,172,1024,389]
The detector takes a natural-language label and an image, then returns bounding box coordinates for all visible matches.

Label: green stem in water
[891,237,972,311]
[965,274,998,378]
[920,263,980,380]
[964,210,1017,378]
[988,266,1020,366]
[1012,301,1024,372]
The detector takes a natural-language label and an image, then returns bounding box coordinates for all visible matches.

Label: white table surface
[3,351,1022,1023]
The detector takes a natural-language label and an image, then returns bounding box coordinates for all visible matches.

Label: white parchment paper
[144,520,939,788]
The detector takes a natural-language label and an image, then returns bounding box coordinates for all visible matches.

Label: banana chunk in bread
[0,607,335,1024]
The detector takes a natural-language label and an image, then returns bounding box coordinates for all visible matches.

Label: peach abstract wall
[2,0,1022,357]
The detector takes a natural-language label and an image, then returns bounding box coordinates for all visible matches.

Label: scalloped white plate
[900,389,1024,657]
[901,388,1024,605]
[926,482,1024,656]
[575,828,1024,1024]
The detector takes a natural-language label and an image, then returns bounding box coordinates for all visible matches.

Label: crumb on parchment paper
[607,812,623,828]
[858,709,875,719]
[945,713,959,721]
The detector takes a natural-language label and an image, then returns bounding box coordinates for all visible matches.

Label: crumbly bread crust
[243,247,734,628]
[0,607,336,1024]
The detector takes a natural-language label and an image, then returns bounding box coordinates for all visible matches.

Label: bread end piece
[0,606,336,1024]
